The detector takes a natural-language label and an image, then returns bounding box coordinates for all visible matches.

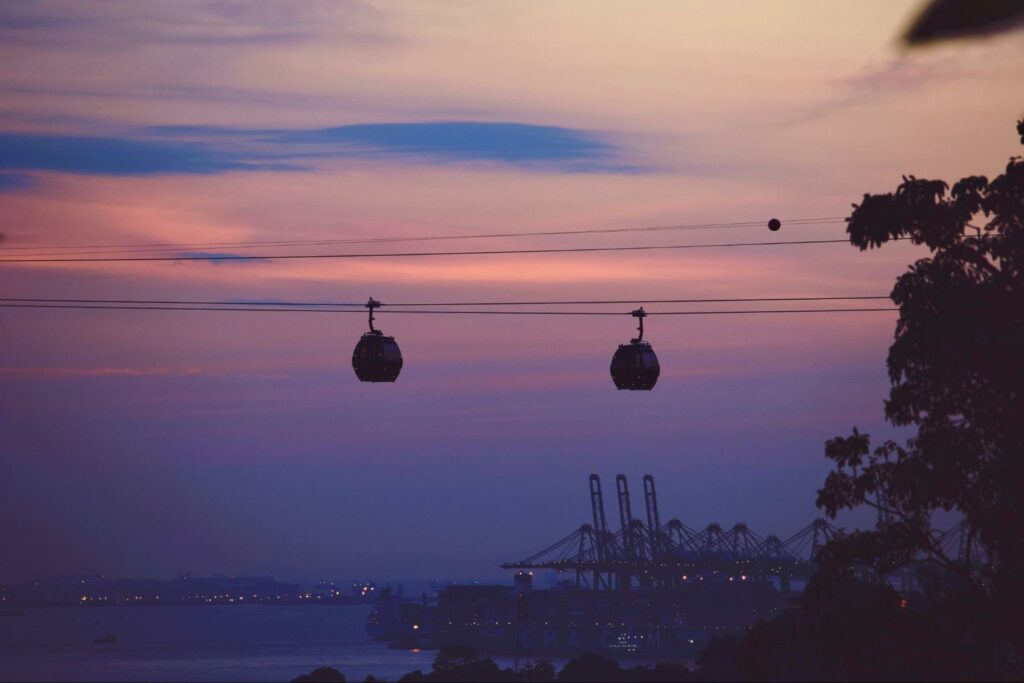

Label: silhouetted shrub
[293,666,346,683]
[520,659,557,682]
[624,660,691,682]
[557,652,623,682]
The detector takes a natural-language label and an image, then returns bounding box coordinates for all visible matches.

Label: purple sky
[1,1,1021,582]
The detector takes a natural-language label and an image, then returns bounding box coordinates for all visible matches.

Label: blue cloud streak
[268,122,618,165]
[0,133,254,175]
[0,121,643,177]
[174,252,266,265]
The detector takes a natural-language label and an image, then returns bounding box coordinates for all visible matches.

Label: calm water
[0,605,436,682]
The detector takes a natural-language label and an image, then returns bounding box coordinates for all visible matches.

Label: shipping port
[366,474,840,658]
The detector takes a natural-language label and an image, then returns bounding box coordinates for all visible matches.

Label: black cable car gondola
[610,307,660,390]
[352,298,403,382]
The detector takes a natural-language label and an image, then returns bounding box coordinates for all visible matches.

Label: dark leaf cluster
[816,119,1024,657]
[696,574,1005,681]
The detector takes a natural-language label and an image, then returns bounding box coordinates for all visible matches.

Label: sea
[0,604,440,682]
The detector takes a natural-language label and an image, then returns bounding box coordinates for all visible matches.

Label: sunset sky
[2,1,1022,582]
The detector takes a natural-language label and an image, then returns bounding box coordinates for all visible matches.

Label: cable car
[352,298,403,382]
[610,307,660,390]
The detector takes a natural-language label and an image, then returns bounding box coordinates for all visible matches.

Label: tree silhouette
[292,667,346,683]
[556,653,623,682]
[816,119,1024,657]
[695,570,1003,681]
[519,660,557,682]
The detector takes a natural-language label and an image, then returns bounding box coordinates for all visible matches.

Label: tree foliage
[696,571,1001,681]
[398,645,513,682]
[292,667,346,683]
[815,119,1024,654]
[392,648,689,683]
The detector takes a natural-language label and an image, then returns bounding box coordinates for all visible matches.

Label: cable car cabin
[352,298,402,383]
[610,306,659,390]
[610,340,660,390]
[352,330,403,382]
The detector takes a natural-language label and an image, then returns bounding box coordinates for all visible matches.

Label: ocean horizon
[0,604,437,682]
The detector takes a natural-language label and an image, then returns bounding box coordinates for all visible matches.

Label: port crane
[503,474,839,591]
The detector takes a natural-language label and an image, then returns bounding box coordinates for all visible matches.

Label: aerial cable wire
[0,216,846,254]
[0,295,892,308]
[381,295,890,307]
[0,237,908,264]
[0,303,896,316]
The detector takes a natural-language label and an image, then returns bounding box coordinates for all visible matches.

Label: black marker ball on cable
[768,218,781,232]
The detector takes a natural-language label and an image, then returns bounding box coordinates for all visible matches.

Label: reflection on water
[0,604,436,682]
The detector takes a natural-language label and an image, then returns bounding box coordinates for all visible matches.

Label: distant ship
[93,634,117,644]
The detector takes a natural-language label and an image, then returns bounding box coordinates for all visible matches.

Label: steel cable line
[0,295,892,307]
[383,295,890,307]
[0,216,845,255]
[0,303,895,315]
[0,237,896,264]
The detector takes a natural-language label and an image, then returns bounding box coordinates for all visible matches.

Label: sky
[1,1,1022,584]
